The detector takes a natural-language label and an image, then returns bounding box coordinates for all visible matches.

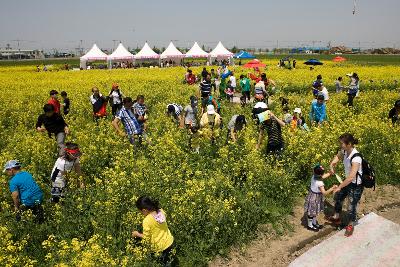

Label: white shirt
[227,115,238,130]
[51,158,79,188]
[343,148,363,185]
[90,93,103,105]
[310,176,324,193]
[111,90,123,105]
[321,87,329,101]
[229,76,236,87]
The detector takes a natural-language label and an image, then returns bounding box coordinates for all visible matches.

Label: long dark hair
[339,133,359,146]
[136,196,160,212]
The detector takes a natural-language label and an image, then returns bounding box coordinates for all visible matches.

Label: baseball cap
[254,102,268,109]
[3,160,21,172]
[207,105,216,115]
[294,108,302,114]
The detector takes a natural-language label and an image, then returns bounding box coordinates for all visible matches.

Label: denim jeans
[334,183,364,222]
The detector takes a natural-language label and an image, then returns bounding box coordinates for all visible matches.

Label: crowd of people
[4,62,398,266]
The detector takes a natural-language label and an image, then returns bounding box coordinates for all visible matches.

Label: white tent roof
[81,44,108,61]
[185,42,209,58]
[134,42,159,59]
[209,41,233,58]
[160,42,184,59]
[107,43,134,60]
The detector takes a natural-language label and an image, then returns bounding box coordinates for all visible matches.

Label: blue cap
[3,160,22,172]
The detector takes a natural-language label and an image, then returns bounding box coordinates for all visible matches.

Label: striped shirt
[116,107,142,135]
[167,103,183,116]
[262,119,283,146]
[133,102,147,117]
[199,80,212,97]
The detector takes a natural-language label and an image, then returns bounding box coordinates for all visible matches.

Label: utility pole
[79,40,83,55]
[112,40,118,51]
[11,39,22,59]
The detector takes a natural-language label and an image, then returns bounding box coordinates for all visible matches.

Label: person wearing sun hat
[200,105,222,143]
[4,160,44,223]
[50,142,83,203]
[346,72,360,106]
[291,107,309,131]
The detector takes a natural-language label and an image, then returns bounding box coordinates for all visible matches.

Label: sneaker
[307,225,319,232]
[313,223,324,229]
[345,225,354,237]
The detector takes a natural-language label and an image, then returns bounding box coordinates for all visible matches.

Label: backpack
[350,153,376,190]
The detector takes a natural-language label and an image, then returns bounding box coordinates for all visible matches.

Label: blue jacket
[309,101,327,123]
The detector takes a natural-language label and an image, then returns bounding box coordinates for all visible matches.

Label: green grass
[0,54,399,68]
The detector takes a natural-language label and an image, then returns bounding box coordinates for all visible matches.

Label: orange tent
[333,56,347,62]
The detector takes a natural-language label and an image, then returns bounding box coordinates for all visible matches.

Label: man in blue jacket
[310,94,327,127]
[4,160,44,223]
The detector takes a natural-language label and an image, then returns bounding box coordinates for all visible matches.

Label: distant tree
[231,46,238,53]
[153,46,161,54]
[176,47,185,53]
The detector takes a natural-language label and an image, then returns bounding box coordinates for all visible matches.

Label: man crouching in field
[4,160,44,223]
[112,97,143,150]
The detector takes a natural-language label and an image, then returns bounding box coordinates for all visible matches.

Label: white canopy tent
[80,44,108,69]
[160,42,184,66]
[134,42,160,66]
[134,42,159,59]
[209,41,233,64]
[185,42,209,58]
[107,43,134,68]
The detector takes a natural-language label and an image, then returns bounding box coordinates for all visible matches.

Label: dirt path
[210,185,400,267]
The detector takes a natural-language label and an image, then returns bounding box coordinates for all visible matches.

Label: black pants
[267,142,284,155]
[347,93,356,107]
[158,243,179,267]
[111,103,122,116]
[21,203,44,224]
[243,91,250,101]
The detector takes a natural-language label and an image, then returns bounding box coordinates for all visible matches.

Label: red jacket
[187,74,196,85]
[48,98,61,114]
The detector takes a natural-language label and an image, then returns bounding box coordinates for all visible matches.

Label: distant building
[0,49,44,59]
[290,47,330,54]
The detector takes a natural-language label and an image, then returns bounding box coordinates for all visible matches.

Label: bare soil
[210,185,400,267]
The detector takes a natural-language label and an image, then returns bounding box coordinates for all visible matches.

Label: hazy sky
[1,0,399,52]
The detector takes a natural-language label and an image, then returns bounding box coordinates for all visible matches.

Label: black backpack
[350,153,376,190]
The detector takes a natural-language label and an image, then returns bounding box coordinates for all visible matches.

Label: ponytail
[339,133,359,145]
[135,196,160,212]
